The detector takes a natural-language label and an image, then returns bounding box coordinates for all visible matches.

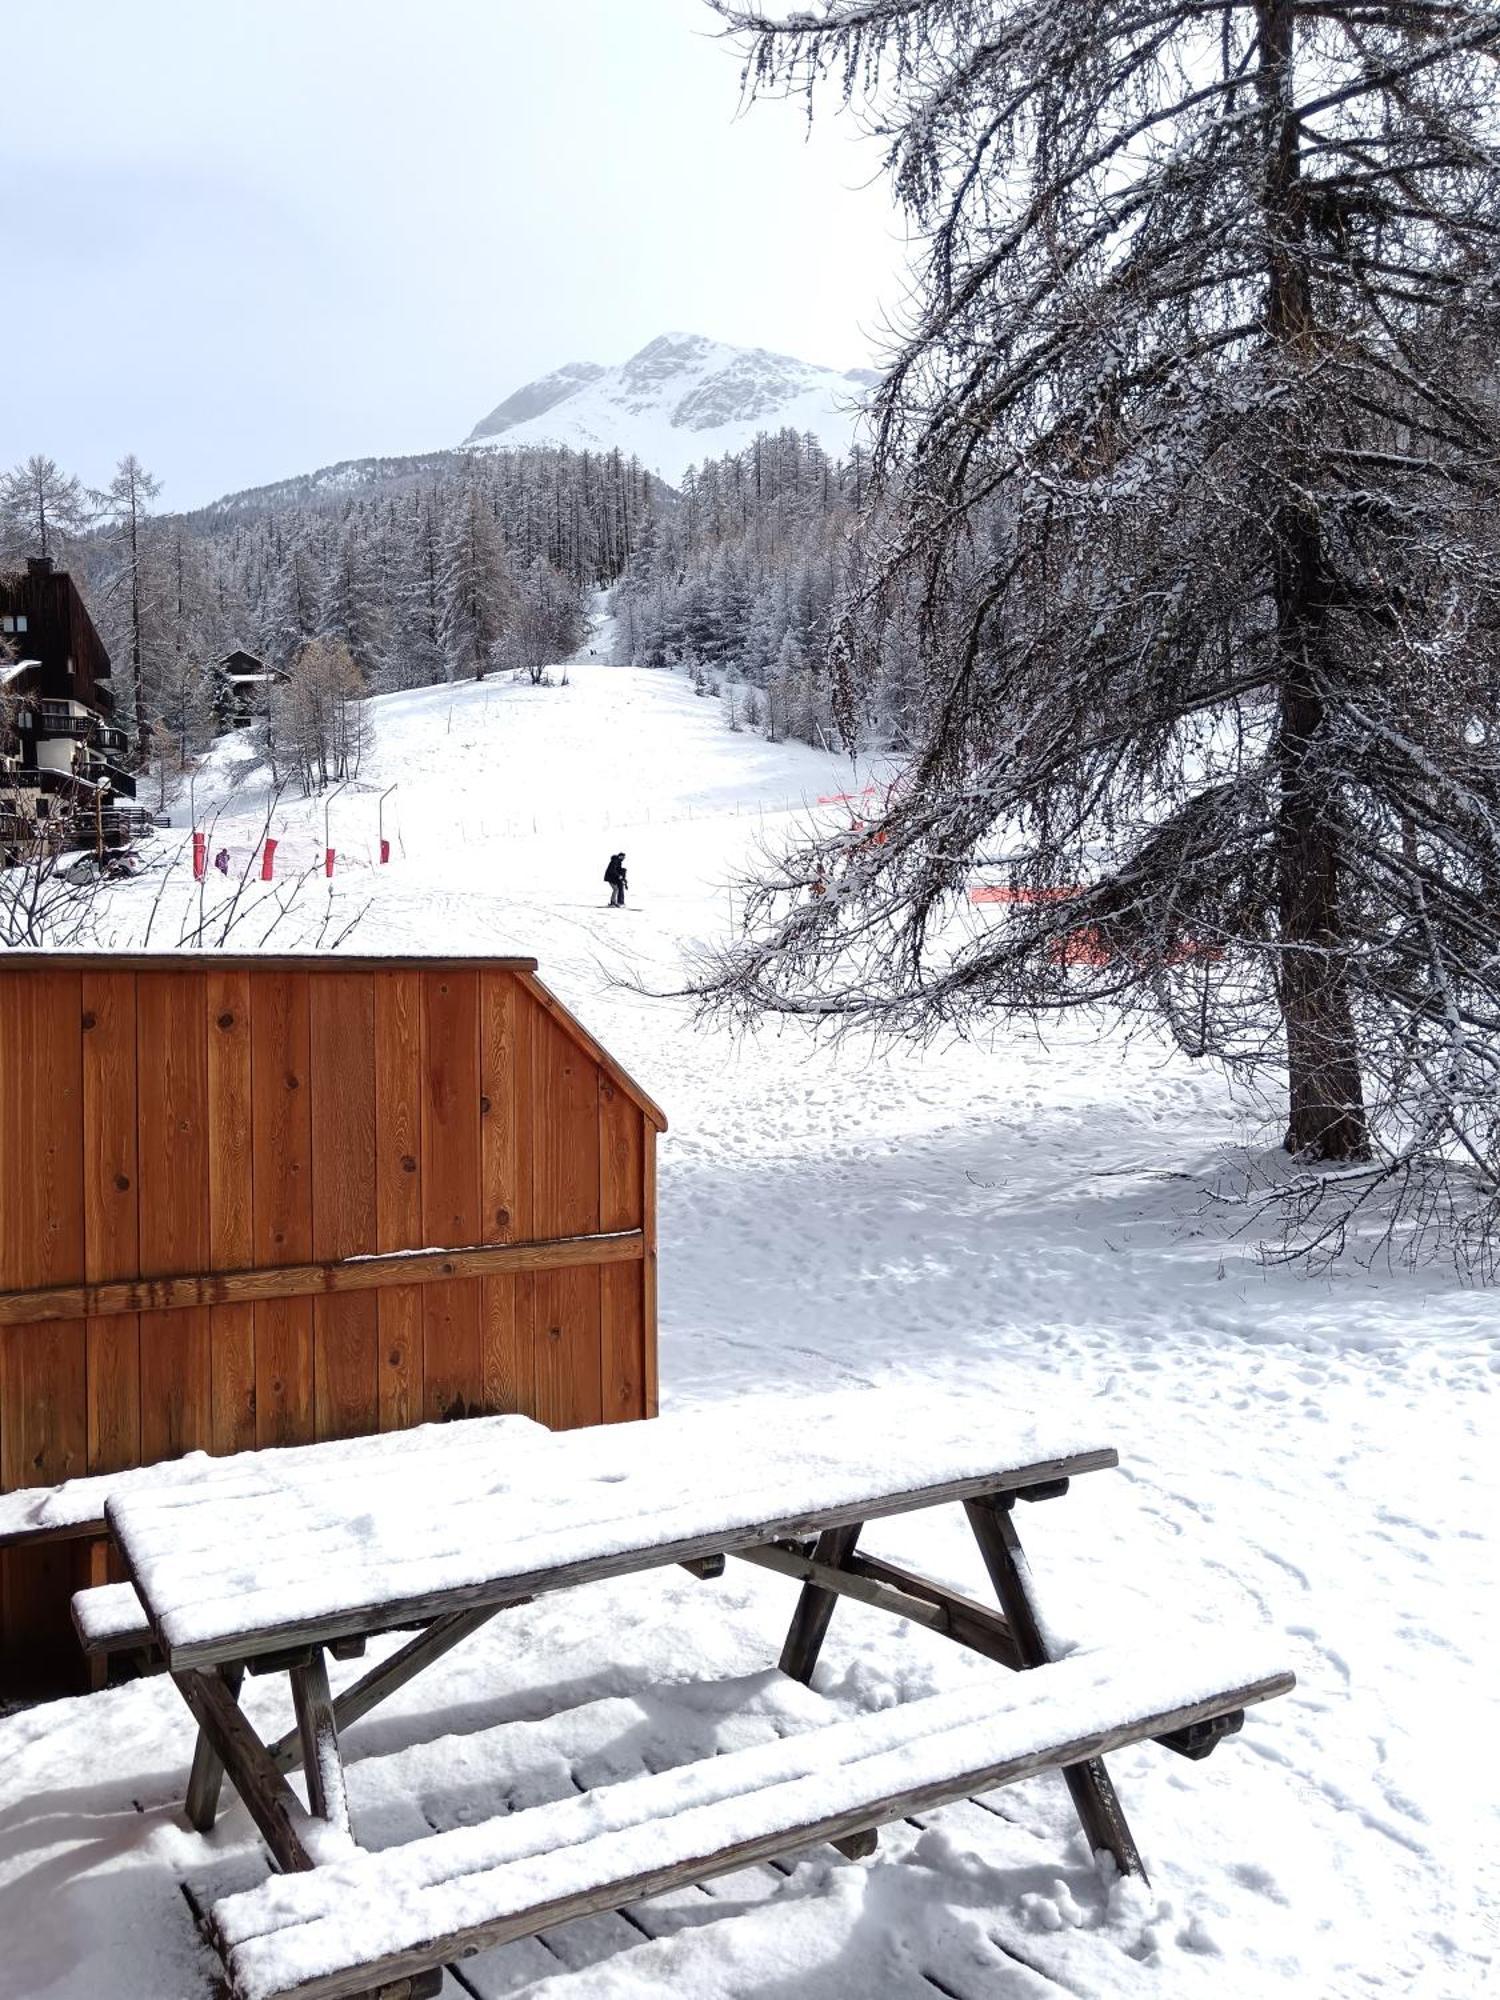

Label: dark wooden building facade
[211,649,288,735]
[0,557,140,850]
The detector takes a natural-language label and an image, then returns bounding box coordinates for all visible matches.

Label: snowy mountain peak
[467,361,609,444]
[462,333,874,483]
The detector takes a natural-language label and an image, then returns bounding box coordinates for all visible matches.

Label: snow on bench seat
[72,1580,153,1656]
[111,1387,1117,1669]
[212,1638,1294,2000]
[0,1411,550,1550]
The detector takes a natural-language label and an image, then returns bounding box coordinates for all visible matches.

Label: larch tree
[98,453,163,764]
[0,455,91,563]
[706,0,1500,1256]
[440,481,514,680]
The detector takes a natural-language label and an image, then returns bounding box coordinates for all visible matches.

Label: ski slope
[3,655,1495,2000]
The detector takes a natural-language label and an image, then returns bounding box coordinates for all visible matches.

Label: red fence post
[192,831,206,880]
[261,837,278,881]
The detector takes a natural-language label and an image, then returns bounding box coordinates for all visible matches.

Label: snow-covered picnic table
[75,1389,1293,2000]
[106,1387,1115,1669]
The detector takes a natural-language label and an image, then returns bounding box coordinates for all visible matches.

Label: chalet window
[0,615,26,634]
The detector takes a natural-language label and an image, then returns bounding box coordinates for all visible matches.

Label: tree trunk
[1276,670,1369,1159]
[128,495,148,768]
[1256,0,1370,1162]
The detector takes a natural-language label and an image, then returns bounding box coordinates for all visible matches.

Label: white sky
[1,0,905,511]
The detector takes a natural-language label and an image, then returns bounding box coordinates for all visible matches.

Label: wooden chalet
[0,556,144,854]
[211,649,288,734]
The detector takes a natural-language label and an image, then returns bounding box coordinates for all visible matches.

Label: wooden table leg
[173,1668,318,1873]
[778,1522,862,1685]
[289,1646,351,1838]
[185,1663,245,1833]
[266,1605,502,1772]
[964,1495,1147,1882]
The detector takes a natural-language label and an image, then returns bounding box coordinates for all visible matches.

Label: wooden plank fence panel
[0,956,660,1693]
[311,974,379,1440]
[374,970,423,1432]
[422,970,483,1421]
[0,969,88,1689]
[207,968,256,1456]
[599,1080,646,1423]
[480,971,522,1413]
[81,970,141,1476]
[137,971,212,1464]
[532,1009,603,1430]
[643,1119,660,1419]
[252,972,314,1447]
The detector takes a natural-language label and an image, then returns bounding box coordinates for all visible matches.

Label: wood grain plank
[81,970,141,1474]
[136,970,212,1462]
[310,973,379,1439]
[531,1010,601,1429]
[643,1124,659,1419]
[0,970,89,1691]
[421,970,482,1421]
[511,986,537,1426]
[207,967,256,1455]
[598,1082,646,1423]
[479,971,521,1412]
[0,1231,643,1324]
[251,971,313,1446]
[374,970,423,1431]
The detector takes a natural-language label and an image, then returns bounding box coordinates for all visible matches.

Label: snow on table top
[215,1634,1292,1997]
[109,1387,1116,1664]
[0,1411,551,1544]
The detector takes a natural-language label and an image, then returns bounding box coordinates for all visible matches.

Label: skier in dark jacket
[604,852,627,908]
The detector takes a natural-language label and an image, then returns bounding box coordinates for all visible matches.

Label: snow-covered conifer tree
[0,455,91,563]
[97,454,163,763]
[709,0,1500,1252]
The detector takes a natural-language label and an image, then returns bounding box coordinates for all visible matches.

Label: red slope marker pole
[261,836,278,881]
[192,830,206,880]
[323,780,346,882]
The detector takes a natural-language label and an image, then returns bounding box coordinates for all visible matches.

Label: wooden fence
[0,954,665,1693]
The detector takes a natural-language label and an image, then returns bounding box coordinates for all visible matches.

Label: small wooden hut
[0,954,665,1695]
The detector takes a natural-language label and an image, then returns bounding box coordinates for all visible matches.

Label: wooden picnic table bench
[77,1388,1294,2000]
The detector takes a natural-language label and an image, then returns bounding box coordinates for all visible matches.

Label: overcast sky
[1,0,905,511]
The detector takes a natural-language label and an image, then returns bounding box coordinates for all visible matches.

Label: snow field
[1,650,1495,1998]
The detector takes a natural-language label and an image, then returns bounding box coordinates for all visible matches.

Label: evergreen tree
[98,454,163,763]
[709,0,1500,1252]
[0,455,91,562]
[440,482,513,679]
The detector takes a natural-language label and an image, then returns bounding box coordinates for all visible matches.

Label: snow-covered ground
[1,651,1495,1999]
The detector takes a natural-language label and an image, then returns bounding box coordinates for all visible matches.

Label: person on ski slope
[604,852,627,907]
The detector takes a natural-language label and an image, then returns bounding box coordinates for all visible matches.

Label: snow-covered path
[2,660,1495,1998]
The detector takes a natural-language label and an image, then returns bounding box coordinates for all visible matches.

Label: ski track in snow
[1,650,1495,1999]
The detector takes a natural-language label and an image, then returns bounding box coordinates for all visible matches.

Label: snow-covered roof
[0,660,38,685]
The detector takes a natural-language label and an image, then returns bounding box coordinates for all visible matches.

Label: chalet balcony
[95,723,130,755]
[82,756,138,799]
[36,703,96,740]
